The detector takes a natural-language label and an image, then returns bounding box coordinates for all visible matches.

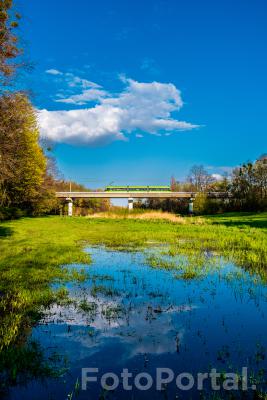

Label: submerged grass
[0,212,266,388]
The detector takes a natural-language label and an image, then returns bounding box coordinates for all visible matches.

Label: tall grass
[87,209,204,223]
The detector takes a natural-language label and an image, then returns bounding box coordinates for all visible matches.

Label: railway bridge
[55,190,229,216]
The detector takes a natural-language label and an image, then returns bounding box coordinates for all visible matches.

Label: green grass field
[0,212,266,352]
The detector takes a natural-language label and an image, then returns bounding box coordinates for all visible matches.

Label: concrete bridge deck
[56,191,228,199]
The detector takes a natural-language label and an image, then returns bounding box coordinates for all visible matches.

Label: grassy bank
[0,212,266,377]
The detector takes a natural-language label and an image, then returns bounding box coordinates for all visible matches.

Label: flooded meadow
[6,245,267,399]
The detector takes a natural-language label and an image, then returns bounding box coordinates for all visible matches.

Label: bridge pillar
[66,197,73,216]
[188,197,194,215]
[128,198,134,211]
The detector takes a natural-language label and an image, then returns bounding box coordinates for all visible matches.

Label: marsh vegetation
[0,212,267,398]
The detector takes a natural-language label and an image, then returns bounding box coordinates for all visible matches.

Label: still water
[8,246,267,399]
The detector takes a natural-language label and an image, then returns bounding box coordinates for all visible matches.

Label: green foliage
[231,156,267,211]
[193,193,225,215]
[193,192,208,214]
[0,206,25,221]
[0,93,47,210]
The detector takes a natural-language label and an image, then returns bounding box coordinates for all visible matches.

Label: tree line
[139,156,267,214]
[0,1,109,220]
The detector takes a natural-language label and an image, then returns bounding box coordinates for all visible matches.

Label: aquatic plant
[91,284,120,298]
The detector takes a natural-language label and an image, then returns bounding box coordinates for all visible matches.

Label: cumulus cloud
[38,106,126,146]
[38,76,199,146]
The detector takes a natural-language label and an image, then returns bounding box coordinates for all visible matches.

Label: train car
[105,185,171,192]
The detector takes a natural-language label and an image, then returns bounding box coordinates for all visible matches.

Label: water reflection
[8,247,267,399]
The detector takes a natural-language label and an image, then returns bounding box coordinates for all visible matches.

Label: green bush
[193,193,224,215]
[0,207,25,221]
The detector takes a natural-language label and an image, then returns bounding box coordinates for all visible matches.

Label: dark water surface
[8,247,267,399]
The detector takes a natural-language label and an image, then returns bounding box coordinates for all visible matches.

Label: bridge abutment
[128,198,134,211]
[66,197,73,216]
[189,197,194,215]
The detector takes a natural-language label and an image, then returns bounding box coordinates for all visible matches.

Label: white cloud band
[38,76,199,146]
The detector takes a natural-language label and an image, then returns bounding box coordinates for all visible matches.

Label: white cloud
[55,88,109,105]
[38,77,199,146]
[47,70,106,105]
[45,69,63,75]
[64,72,101,89]
[46,68,102,90]
[211,173,224,181]
[38,106,126,146]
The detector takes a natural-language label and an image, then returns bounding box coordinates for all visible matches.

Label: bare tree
[187,165,214,192]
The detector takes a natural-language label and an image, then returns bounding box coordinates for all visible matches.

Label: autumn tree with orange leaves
[0,0,22,88]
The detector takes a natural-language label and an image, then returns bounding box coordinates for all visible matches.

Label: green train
[105,185,171,192]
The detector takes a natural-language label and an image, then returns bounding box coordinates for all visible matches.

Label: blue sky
[20,0,267,188]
